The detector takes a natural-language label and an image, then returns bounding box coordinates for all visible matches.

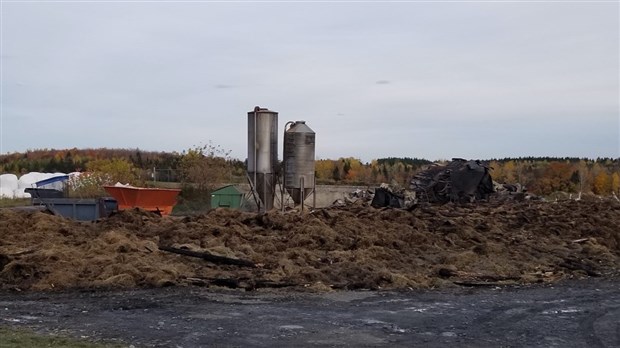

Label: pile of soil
[1,199,619,292]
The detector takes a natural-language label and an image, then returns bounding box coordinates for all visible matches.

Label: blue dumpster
[32,197,118,221]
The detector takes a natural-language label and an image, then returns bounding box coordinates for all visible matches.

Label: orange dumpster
[103,186,181,215]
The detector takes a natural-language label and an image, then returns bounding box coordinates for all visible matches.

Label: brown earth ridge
[1,199,619,292]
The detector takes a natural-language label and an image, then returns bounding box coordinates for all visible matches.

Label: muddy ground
[0,199,619,292]
[1,278,619,347]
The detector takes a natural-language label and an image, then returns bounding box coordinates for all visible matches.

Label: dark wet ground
[1,278,619,347]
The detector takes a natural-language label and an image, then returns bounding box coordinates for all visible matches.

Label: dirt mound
[1,200,619,292]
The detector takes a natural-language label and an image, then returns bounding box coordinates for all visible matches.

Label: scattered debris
[332,188,374,207]
[371,187,403,208]
[159,245,257,268]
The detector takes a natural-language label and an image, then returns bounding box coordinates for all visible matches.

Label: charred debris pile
[336,158,535,209]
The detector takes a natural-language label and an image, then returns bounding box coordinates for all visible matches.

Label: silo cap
[287,121,315,133]
[249,106,277,113]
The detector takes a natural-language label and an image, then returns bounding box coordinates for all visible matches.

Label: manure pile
[0,200,619,292]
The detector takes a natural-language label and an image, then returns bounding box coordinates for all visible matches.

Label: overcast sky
[1,0,618,162]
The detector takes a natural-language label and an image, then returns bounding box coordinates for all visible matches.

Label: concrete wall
[233,184,370,209]
[309,184,370,207]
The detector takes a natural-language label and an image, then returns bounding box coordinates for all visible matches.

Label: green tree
[332,166,341,181]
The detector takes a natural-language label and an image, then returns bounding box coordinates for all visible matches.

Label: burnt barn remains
[411,158,495,204]
[370,159,496,208]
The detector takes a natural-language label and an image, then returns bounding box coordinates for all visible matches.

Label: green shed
[211,185,244,209]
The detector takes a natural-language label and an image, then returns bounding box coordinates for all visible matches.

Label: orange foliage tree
[612,172,620,195]
[593,172,612,195]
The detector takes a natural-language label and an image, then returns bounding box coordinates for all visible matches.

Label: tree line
[488,158,619,196]
[1,148,619,196]
[0,148,180,175]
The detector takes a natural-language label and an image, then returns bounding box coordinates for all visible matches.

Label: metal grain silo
[283,121,315,207]
[247,106,278,211]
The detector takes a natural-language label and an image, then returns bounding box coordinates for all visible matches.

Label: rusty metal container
[103,186,180,215]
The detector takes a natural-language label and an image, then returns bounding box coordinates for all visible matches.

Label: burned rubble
[410,158,495,204]
[356,158,535,209]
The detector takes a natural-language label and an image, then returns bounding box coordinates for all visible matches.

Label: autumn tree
[87,158,138,184]
[178,142,232,191]
[612,172,620,195]
[531,162,575,195]
[576,160,591,193]
[489,161,505,182]
[593,172,612,195]
[68,158,139,197]
[367,160,380,183]
[315,159,336,183]
[343,158,364,182]
[502,160,517,183]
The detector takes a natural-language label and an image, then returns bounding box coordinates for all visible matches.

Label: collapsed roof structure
[409,158,495,204]
[345,159,530,209]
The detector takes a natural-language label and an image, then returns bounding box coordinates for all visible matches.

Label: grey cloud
[1,2,618,160]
